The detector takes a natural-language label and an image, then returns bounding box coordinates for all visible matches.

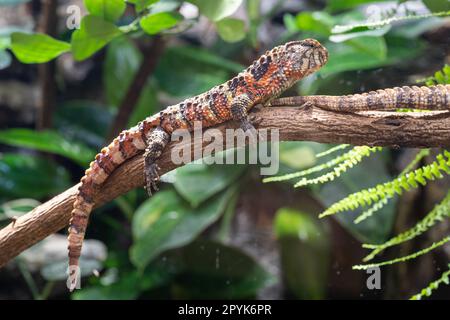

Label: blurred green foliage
[0,0,449,300]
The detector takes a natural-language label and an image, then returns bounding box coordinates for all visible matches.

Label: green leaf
[84,0,126,22]
[295,11,333,36]
[140,11,182,35]
[168,240,274,299]
[279,142,317,170]
[104,36,142,107]
[71,15,122,61]
[327,0,390,12]
[274,208,323,241]
[130,189,231,270]
[423,0,450,12]
[316,151,397,244]
[103,36,157,124]
[174,163,245,207]
[10,32,70,63]
[329,25,390,42]
[128,0,159,12]
[274,208,329,299]
[73,271,141,300]
[54,100,114,149]
[215,18,246,43]
[188,0,243,21]
[320,36,419,76]
[0,153,70,199]
[155,46,238,97]
[0,50,11,69]
[0,129,96,166]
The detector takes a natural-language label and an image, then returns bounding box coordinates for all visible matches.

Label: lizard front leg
[144,126,170,196]
[230,94,261,131]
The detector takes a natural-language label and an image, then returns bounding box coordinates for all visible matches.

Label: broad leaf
[274,208,329,299]
[168,240,275,299]
[130,189,231,270]
[0,153,70,199]
[54,100,113,149]
[128,0,159,12]
[103,36,158,123]
[11,32,70,63]
[140,11,183,35]
[174,162,245,207]
[188,0,243,22]
[155,46,234,97]
[84,0,126,22]
[0,129,95,166]
[295,11,333,36]
[215,18,246,43]
[71,15,122,61]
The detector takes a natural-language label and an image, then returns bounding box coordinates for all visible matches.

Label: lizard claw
[144,163,160,197]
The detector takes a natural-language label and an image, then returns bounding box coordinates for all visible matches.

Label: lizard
[268,84,450,111]
[67,38,329,290]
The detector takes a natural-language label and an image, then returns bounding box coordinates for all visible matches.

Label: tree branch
[1,104,450,267]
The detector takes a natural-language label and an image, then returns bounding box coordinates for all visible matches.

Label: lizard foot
[144,162,160,197]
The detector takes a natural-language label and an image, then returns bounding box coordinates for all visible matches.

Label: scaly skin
[269,85,450,111]
[67,39,328,290]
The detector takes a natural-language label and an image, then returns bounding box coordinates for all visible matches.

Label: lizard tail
[67,117,159,291]
[269,84,450,111]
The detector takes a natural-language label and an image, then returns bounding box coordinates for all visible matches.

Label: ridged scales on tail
[67,39,329,290]
[268,84,450,111]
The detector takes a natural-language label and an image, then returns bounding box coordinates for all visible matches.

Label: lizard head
[280,39,328,78]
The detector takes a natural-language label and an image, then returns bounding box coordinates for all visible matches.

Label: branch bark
[1,105,450,267]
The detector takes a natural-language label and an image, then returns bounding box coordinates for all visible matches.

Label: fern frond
[354,195,393,224]
[293,147,382,187]
[362,191,450,261]
[353,236,450,270]
[320,150,450,218]
[354,149,430,224]
[420,64,450,86]
[399,149,431,176]
[410,264,450,300]
[263,146,375,183]
[316,144,350,158]
[332,11,450,34]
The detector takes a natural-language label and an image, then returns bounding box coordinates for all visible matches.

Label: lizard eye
[301,42,315,48]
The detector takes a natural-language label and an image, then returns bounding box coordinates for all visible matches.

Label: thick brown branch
[1,105,450,267]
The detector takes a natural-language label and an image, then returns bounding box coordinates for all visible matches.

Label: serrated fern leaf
[354,195,393,224]
[353,236,450,270]
[316,144,350,158]
[362,191,450,261]
[421,64,450,86]
[354,149,431,224]
[263,146,376,183]
[399,149,431,176]
[293,147,382,187]
[410,264,450,300]
[332,11,450,34]
[320,150,450,218]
